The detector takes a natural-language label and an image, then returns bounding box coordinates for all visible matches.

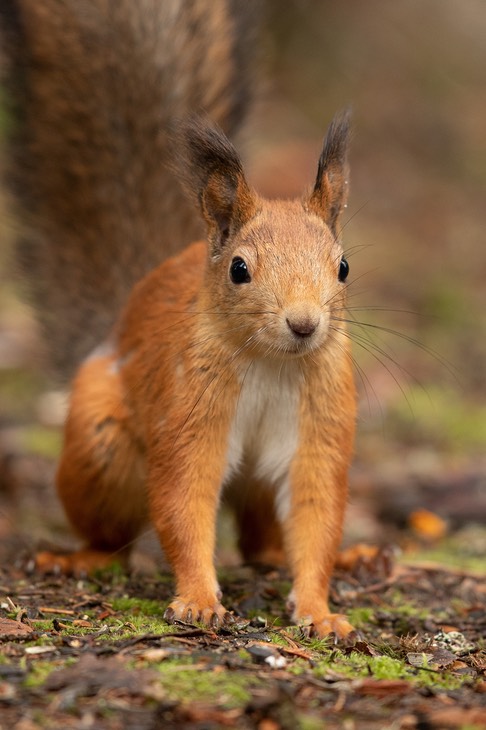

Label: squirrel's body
[2,1,359,637]
[55,180,357,636]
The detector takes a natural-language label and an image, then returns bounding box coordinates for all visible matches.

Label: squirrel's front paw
[298,612,355,640]
[164,597,234,628]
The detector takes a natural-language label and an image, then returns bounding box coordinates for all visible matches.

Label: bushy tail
[0,0,257,377]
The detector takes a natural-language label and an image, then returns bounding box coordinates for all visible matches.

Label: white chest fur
[224,361,301,519]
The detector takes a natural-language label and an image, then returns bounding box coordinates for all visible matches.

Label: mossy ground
[0,550,484,730]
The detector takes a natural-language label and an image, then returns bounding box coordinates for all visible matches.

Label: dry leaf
[353,678,412,697]
[408,509,447,541]
[0,618,33,637]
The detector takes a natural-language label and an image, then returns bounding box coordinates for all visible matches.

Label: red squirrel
[46,115,356,638]
[1,1,358,638]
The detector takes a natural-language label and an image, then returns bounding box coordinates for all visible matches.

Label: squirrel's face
[207,200,349,360]
[178,112,351,361]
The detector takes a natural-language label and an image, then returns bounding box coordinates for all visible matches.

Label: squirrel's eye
[230,256,251,284]
[338,256,349,283]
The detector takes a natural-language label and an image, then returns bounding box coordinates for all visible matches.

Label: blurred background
[0,0,484,567]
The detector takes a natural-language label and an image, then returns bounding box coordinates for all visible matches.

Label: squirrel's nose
[286,315,319,338]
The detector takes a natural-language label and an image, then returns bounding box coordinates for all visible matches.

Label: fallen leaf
[0,618,33,637]
[0,681,16,701]
[408,509,447,541]
[97,609,115,621]
[407,652,435,668]
[428,647,460,668]
[353,679,412,697]
[258,720,280,730]
[345,640,381,657]
[423,708,486,728]
[182,704,242,727]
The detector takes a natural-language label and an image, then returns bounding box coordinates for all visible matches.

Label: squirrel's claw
[297,612,355,641]
[164,597,233,628]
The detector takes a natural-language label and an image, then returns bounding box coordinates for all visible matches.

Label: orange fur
[57,353,147,551]
[46,116,357,638]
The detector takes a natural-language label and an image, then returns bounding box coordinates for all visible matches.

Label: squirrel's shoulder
[116,241,208,345]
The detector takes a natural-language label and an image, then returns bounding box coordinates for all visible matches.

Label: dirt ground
[0,550,484,729]
[0,444,484,730]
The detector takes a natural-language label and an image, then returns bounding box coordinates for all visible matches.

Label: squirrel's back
[0,0,257,377]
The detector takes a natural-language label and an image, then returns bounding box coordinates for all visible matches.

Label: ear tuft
[307,110,351,235]
[174,116,256,252]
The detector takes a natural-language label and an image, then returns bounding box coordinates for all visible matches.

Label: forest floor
[0,543,484,729]
[0,442,484,730]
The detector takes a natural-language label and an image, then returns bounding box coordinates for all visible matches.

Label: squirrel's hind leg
[226,478,285,567]
[36,352,147,576]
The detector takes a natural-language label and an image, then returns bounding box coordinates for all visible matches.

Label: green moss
[157,664,260,709]
[111,596,167,618]
[23,661,58,688]
[296,713,326,730]
[287,660,308,677]
[368,655,409,680]
[347,606,376,628]
[386,593,429,620]
[266,632,288,648]
[30,620,56,633]
[414,669,465,691]
[112,616,173,638]
[302,636,333,653]
[24,635,59,648]
[325,651,369,679]
[308,646,471,691]
[91,562,128,582]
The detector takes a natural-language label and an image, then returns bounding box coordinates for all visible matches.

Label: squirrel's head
[176,113,351,360]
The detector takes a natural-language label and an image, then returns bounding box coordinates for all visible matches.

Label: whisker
[341,200,370,231]
[333,315,457,379]
[338,305,433,317]
[337,326,419,414]
[329,326,380,418]
[343,242,373,259]
[235,358,255,414]
[207,329,267,421]
[171,326,267,450]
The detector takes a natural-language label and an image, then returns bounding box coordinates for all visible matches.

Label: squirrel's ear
[307,111,351,236]
[176,116,256,253]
